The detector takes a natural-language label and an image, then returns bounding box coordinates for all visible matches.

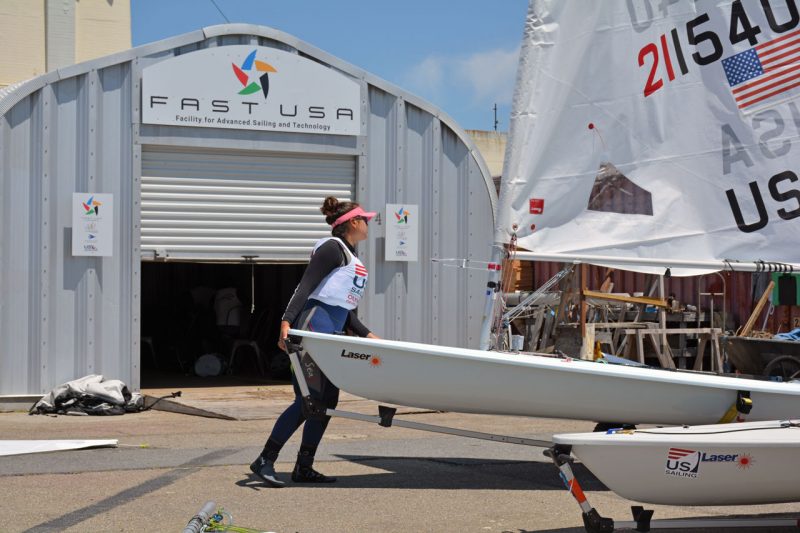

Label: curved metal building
[0,24,496,396]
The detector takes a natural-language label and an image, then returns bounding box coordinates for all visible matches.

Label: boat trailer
[545,444,800,532]
[285,341,800,532]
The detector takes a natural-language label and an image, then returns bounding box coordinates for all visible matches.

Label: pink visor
[331,206,377,228]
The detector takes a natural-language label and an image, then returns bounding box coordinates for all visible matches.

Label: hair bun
[320,196,340,218]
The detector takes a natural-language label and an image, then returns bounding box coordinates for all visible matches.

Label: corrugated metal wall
[0,25,496,395]
[0,63,137,395]
[359,90,492,349]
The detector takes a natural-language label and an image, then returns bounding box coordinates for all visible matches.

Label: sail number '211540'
[639,0,799,97]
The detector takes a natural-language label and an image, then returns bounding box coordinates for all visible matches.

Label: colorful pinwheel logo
[232,50,277,98]
[394,207,409,224]
[82,196,102,216]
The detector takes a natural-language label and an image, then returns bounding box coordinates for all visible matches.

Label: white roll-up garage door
[141,147,356,262]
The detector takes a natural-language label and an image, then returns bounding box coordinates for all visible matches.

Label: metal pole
[250,262,255,314]
[613,517,800,530]
[242,255,258,314]
[479,243,506,350]
[287,351,312,398]
[717,271,727,333]
[659,275,667,354]
[697,276,703,329]
[326,408,551,448]
[710,294,715,329]
[580,263,588,338]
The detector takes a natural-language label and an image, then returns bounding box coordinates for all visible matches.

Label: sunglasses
[355,216,369,225]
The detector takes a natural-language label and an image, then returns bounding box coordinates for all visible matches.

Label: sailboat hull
[291,330,800,426]
[554,421,800,505]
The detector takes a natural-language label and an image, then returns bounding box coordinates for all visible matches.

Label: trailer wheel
[763,356,800,382]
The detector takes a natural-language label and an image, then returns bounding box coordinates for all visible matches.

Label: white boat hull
[554,420,800,505]
[291,330,800,425]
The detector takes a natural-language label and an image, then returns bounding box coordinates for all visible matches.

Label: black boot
[291,444,337,483]
[291,463,337,483]
[250,439,285,488]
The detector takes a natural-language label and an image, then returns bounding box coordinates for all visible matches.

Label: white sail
[497,0,800,275]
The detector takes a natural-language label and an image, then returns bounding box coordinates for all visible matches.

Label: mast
[478,244,506,350]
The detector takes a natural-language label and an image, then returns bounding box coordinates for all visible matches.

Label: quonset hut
[0,24,496,398]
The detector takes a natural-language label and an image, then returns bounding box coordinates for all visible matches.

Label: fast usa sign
[142,46,362,135]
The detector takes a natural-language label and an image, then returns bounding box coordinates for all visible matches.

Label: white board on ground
[0,439,118,457]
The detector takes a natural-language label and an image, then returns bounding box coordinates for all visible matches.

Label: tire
[763,355,800,382]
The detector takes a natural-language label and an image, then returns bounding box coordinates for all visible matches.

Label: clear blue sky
[131,0,529,132]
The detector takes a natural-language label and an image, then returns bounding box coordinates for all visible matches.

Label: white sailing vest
[308,237,368,310]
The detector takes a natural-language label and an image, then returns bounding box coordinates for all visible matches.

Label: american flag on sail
[722,29,800,110]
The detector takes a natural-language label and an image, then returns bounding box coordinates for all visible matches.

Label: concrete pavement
[1,385,799,532]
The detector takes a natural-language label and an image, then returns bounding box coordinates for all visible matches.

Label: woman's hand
[366,332,381,339]
[278,320,291,352]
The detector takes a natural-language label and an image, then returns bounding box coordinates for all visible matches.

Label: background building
[466,130,505,179]
[0,0,131,89]
[0,23,496,397]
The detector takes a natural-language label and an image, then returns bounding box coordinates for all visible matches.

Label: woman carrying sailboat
[249,196,379,487]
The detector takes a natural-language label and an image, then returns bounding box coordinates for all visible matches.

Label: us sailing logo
[353,263,368,289]
[665,447,701,479]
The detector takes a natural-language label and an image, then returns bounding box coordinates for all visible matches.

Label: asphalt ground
[2,387,799,533]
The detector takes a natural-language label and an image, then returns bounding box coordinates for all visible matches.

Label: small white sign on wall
[72,193,113,257]
[385,204,418,262]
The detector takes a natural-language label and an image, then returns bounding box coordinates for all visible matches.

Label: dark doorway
[140,261,304,387]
